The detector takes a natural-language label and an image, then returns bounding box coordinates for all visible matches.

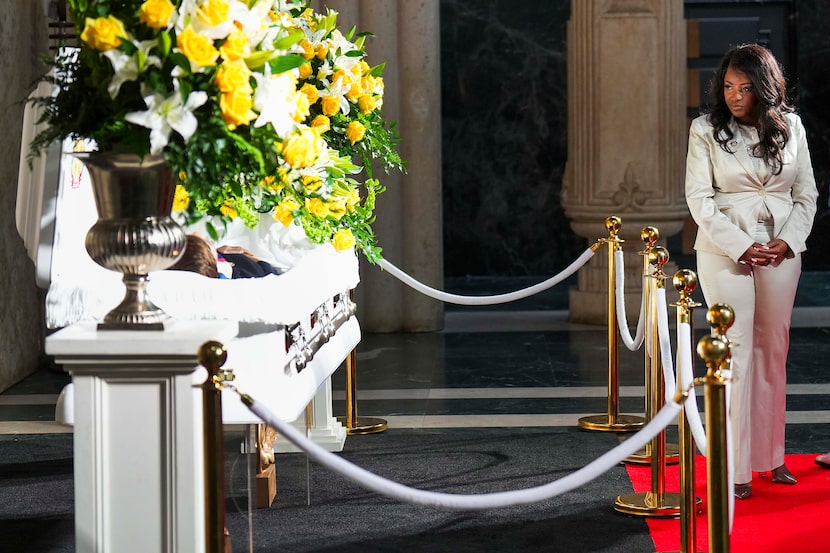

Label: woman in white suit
[685,44,818,500]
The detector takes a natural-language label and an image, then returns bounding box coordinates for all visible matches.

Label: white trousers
[696,223,800,484]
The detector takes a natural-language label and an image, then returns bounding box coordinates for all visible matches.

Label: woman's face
[723,65,758,125]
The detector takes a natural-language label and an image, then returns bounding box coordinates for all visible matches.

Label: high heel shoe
[816,453,830,469]
[734,482,752,500]
[770,464,797,485]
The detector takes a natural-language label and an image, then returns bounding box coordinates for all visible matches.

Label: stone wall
[0,1,49,392]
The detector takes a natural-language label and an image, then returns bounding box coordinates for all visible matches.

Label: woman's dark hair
[707,43,792,174]
[169,234,219,278]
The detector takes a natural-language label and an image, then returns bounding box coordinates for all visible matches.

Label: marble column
[562,0,688,324]
[321,0,443,333]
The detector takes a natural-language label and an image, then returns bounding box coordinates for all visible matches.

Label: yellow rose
[299,39,315,60]
[346,188,360,211]
[311,115,330,134]
[220,29,249,61]
[305,198,329,218]
[346,82,362,103]
[215,59,252,93]
[139,0,175,29]
[302,175,322,192]
[346,121,366,144]
[172,185,190,211]
[177,27,219,68]
[328,200,347,219]
[220,201,238,219]
[300,83,319,105]
[81,16,127,51]
[352,60,370,77]
[197,0,230,27]
[219,90,256,129]
[292,92,310,122]
[332,229,356,251]
[282,128,321,168]
[357,94,377,115]
[274,198,300,226]
[299,62,312,80]
[321,96,340,116]
[261,175,284,193]
[315,43,328,60]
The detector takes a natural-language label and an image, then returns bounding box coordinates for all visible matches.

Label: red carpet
[626,454,830,552]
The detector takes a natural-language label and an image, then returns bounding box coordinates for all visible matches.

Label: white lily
[103,40,161,99]
[125,82,208,154]
[252,71,299,137]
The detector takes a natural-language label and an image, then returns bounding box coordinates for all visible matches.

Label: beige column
[1,1,49,392]
[324,0,443,332]
[356,0,405,332]
[563,0,688,324]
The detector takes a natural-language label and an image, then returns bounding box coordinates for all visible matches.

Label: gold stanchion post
[579,216,646,432]
[615,246,681,517]
[663,269,704,553]
[337,290,387,435]
[698,304,734,553]
[627,228,679,465]
[199,340,234,553]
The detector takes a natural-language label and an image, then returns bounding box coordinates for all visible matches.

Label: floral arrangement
[30,0,404,262]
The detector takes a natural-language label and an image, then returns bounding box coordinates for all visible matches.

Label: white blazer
[685,112,818,262]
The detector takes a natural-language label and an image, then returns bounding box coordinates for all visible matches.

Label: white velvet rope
[654,289,678,402]
[239,392,680,510]
[376,248,595,306]
[614,250,646,351]
[677,322,707,456]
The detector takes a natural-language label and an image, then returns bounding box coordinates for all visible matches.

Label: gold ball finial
[198,340,228,371]
[648,245,669,268]
[606,216,622,235]
[696,334,730,364]
[673,269,698,294]
[641,226,659,245]
[706,303,735,334]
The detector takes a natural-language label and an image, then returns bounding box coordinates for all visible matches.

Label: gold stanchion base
[624,443,680,465]
[337,416,388,435]
[614,491,683,517]
[578,414,646,432]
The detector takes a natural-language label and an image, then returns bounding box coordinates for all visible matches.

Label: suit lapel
[727,120,763,186]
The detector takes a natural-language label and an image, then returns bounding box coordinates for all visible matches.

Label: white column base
[273,378,347,453]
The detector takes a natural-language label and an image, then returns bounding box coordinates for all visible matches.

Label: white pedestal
[272,378,347,453]
[46,320,238,553]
